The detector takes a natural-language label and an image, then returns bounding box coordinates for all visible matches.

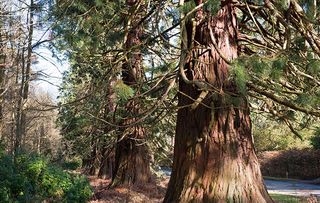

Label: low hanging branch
[248,83,320,117]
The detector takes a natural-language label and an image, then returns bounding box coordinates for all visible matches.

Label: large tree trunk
[110,0,151,186]
[98,146,114,179]
[98,81,116,179]
[112,118,151,185]
[164,1,273,202]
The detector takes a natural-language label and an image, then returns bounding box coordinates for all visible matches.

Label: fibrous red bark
[164,1,273,202]
[110,0,151,186]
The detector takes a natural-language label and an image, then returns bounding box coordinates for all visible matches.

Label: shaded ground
[88,176,168,203]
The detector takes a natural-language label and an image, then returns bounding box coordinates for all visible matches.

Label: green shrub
[310,128,320,149]
[0,152,93,202]
[62,157,82,170]
[65,175,93,203]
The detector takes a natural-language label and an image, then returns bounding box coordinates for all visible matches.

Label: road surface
[265,179,320,197]
[159,168,320,197]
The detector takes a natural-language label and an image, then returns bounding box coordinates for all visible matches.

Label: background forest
[0,0,320,202]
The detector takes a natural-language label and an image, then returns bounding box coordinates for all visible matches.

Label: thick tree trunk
[98,146,114,179]
[164,1,273,202]
[112,120,150,185]
[98,79,116,179]
[110,0,151,186]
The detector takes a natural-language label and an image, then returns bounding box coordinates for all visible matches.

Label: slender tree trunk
[0,32,5,140]
[164,1,272,202]
[14,0,34,154]
[111,0,151,186]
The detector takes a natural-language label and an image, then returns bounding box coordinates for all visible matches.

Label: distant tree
[110,0,152,186]
[54,0,178,183]
[0,0,59,156]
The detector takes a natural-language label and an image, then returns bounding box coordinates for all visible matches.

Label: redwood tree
[164,0,272,202]
[111,0,151,186]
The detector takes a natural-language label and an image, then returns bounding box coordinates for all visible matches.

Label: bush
[62,157,82,170]
[0,152,93,202]
[310,128,320,149]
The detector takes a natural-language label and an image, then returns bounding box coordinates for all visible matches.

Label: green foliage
[230,62,249,94]
[274,0,290,11]
[180,1,196,14]
[65,176,92,203]
[0,141,5,157]
[295,93,318,109]
[0,152,93,202]
[307,59,320,75]
[112,80,135,101]
[310,127,320,149]
[205,0,220,15]
[252,112,313,152]
[271,56,287,81]
[236,54,287,82]
[270,193,301,203]
[248,55,272,77]
[62,157,82,170]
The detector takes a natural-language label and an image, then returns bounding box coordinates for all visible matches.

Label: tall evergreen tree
[164,0,272,201]
[111,0,151,186]
[165,0,320,201]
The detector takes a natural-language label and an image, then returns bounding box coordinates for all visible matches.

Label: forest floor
[88,175,320,203]
[88,176,168,203]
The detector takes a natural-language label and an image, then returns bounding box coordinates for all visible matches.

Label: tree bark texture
[98,146,115,179]
[98,80,116,179]
[111,0,151,186]
[164,1,273,202]
[0,31,5,139]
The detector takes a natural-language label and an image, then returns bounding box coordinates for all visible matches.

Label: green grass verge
[270,194,301,203]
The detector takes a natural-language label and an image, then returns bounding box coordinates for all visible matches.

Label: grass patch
[271,194,301,203]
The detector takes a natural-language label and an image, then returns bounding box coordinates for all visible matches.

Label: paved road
[265,179,320,197]
[159,168,320,197]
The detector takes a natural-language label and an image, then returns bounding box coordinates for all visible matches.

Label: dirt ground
[88,176,169,203]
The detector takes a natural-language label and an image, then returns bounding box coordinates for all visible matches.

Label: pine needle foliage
[180,1,196,14]
[307,59,320,75]
[270,56,287,81]
[112,80,135,102]
[205,0,220,15]
[230,62,249,94]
